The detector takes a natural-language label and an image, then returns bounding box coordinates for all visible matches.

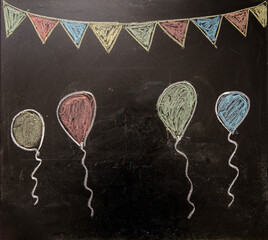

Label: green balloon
[11,110,44,150]
[157,81,197,139]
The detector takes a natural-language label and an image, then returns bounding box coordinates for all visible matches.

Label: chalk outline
[60,20,89,49]
[90,22,122,53]
[81,145,94,217]
[11,109,45,153]
[215,91,250,208]
[157,19,190,49]
[191,15,223,48]
[10,109,45,205]
[157,81,197,141]
[215,91,250,135]
[224,9,250,37]
[227,132,239,208]
[56,91,97,147]
[174,139,195,219]
[124,22,157,52]
[250,1,267,28]
[27,13,59,44]
[3,0,263,26]
[56,91,97,217]
[157,81,197,219]
[2,1,266,49]
[3,1,27,38]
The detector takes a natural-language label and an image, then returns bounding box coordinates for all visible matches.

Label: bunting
[90,23,122,53]
[61,20,88,48]
[124,22,156,51]
[3,2,26,37]
[2,1,267,51]
[250,2,267,28]
[225,10,249,37]
[28,14,59,44]
[191,16,222,47]
[158,20,189,48]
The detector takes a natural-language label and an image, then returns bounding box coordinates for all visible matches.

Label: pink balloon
[57,91,96,146]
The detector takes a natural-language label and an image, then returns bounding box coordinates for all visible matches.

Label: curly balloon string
[80,144,94,217]
[174,138,195,219]
[31,150,42,205]
[227,132,239,208]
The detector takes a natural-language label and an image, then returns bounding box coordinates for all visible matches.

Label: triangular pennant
[28,14,59,44]
[192,16,222,46]
[158,20,189,48]
[250,2,267,28]
[225,10,249,37]
[60,20,88,48]
[3,2,27,38]
[90,23,122,53]
[124,22,156,51]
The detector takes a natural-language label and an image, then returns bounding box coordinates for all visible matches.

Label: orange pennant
[28,14,59,44]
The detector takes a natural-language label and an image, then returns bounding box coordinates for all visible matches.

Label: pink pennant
[159,20,189,47]
[29,14,59,43]
[225,10,249,36]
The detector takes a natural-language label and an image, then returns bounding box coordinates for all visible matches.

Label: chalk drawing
[61,20,89,48]
[158,20,189,48]
[157,81,197,219]
[3,1,27,38]
[57,91,96,217]
[28,14,59,44]
[124,22,156,51]
[250,1,267,28]
[215,91,250,207]
[3,1,267,49]
[191,16,222,47]
[90,23,122,53]
[11,109,45,205]
[225,10,249,37]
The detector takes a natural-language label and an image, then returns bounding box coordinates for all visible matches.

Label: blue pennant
[61,20,88,48]
[192,16,222,44]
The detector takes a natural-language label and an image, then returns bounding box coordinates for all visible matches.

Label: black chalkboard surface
[1,0,267,239]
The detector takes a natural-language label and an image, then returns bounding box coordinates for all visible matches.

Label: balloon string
[80,145,94,217]
[174,138,195,219]
[227,132,239,208]
[31,150,42,205]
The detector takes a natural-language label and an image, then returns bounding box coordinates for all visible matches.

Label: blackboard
[1,0,267,239]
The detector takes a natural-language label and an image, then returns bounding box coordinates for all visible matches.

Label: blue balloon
[216,91,250,133]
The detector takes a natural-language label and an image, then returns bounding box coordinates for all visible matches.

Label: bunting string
[3,1,267,52]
